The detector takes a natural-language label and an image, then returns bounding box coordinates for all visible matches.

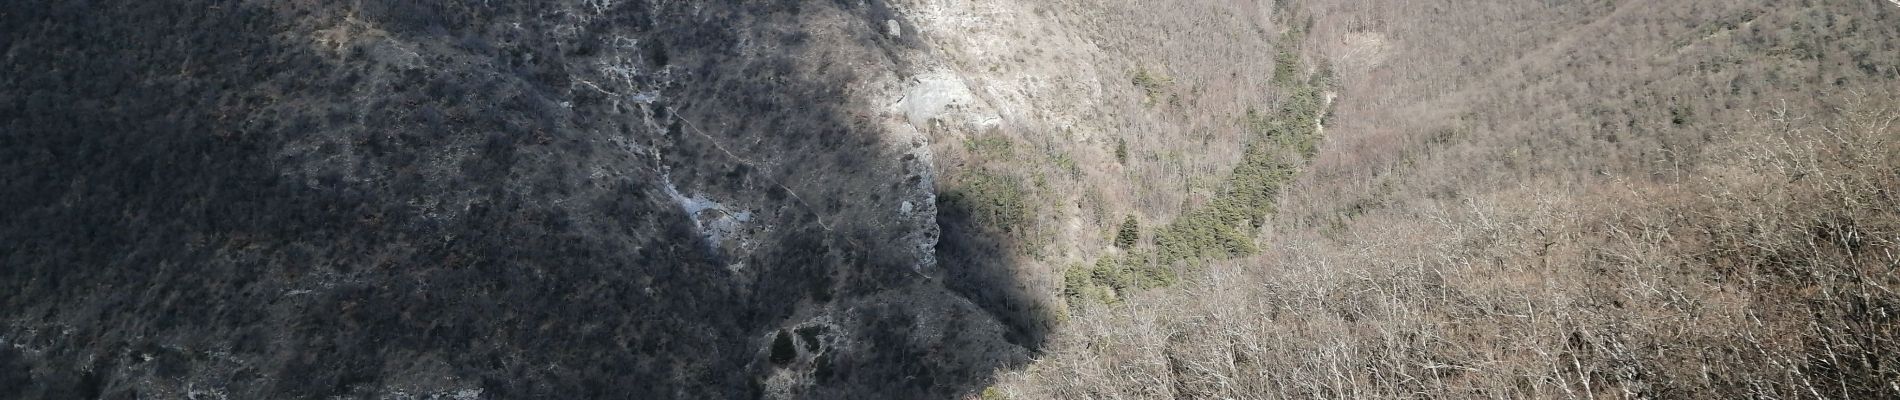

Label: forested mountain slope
[3,0,1897,399]
[2,1,1012,398]
[992,0,1900,398]
[1,0,1310,398]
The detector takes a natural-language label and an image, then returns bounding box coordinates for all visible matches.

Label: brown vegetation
[991,93,1899,400]
[983,0,1900,398]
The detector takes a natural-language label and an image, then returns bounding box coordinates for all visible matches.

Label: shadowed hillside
[1,1,1038,398]
[4,0,1896,399]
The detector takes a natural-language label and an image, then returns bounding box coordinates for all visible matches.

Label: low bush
[941,170,1032,235]
[1114,216,1140,249]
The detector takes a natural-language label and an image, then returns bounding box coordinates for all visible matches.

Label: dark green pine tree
[1116,215,1141,249]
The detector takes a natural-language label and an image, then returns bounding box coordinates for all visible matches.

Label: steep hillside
[1,1,1020,398]
[3,0,1896,399]
[3,0,1322,396]
[991,0,1900,398]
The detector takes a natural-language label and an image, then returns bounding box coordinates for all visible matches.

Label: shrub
[1155,83,1315,263]
[1131,68,1171,104]
[942,170,1031,234]
[1114,216,1140,248]
[768,330,796,365]
[1061,263,1113,306]
[1272,49,1303,86]
[980,386,1006,400]
[964,134,1016,158]
[1064,253,1179,310]
[1113,137,1129,164]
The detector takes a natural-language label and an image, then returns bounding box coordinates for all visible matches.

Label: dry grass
[987,97,1899,398]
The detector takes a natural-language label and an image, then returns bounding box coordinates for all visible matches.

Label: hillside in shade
[3,1,1896,399]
